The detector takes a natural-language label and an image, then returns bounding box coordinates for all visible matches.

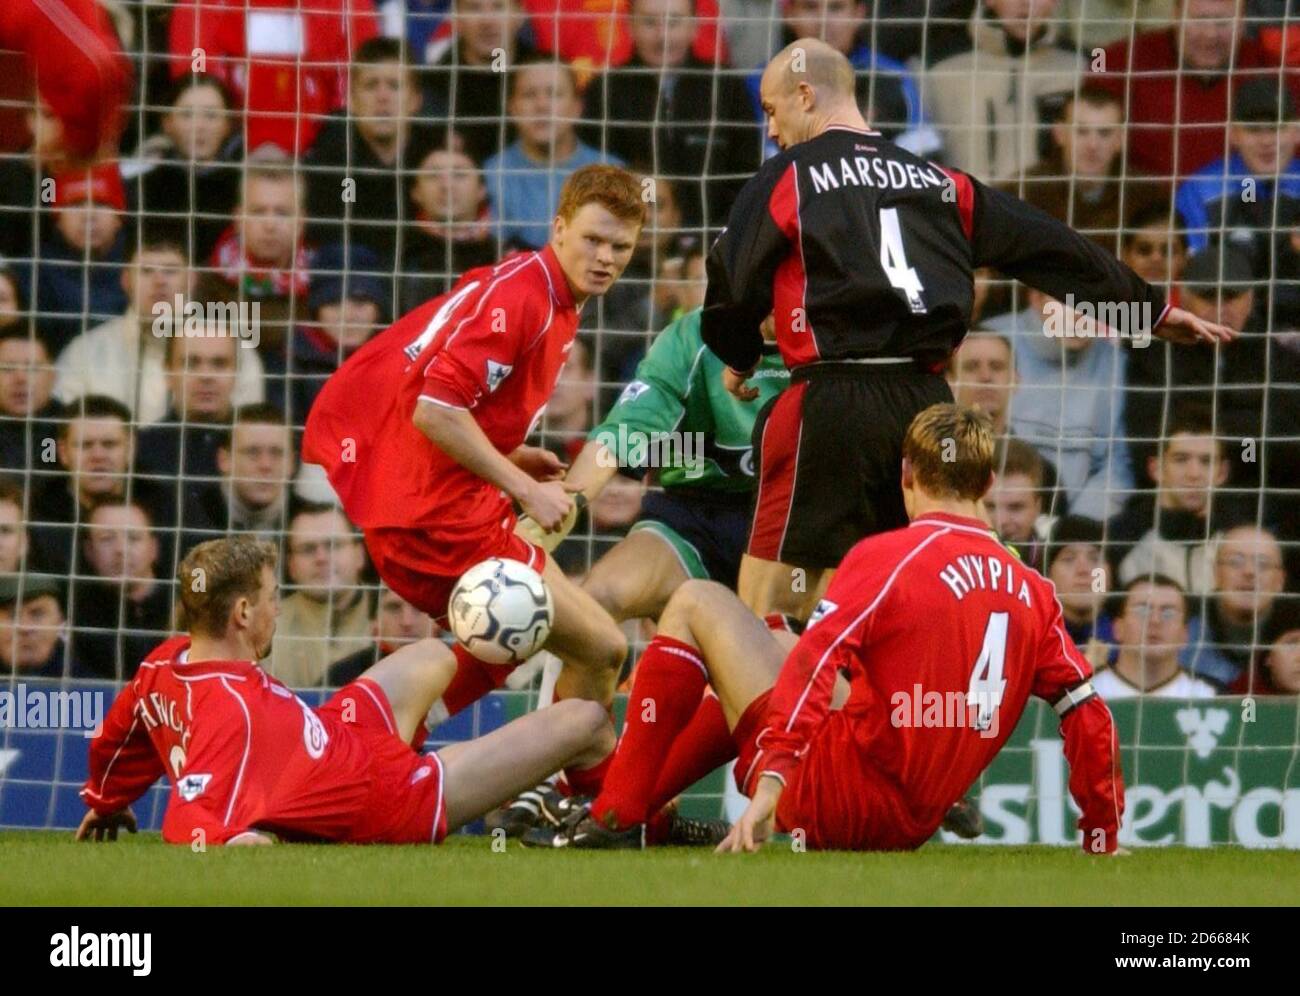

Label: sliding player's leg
[439,700,616,832]
[487,509,716,835]
[528,553,629,796]
[572,581,787,842]
[737,554,832,620]
[355,637,459,746]
[581,527,691,622]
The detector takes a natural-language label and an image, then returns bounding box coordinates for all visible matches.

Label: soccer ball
[448,558,554,665]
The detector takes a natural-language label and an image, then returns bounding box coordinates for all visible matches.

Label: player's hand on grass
[227,831,275,846]
[1152,306,1236,347]
[723,366,759,402]
[520,480,578,532]
[75,807,137,842]
[717,777,781,853]
[510,445,568,482]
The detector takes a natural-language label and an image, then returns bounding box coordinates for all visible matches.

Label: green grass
[3,832,1298,905]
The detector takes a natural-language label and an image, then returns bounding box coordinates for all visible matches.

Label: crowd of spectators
[0,0,1297,698]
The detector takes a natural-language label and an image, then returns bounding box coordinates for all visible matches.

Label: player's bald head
[765,37,855,103]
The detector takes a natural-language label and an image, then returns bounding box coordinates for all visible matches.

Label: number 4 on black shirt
[700,125,1169,375]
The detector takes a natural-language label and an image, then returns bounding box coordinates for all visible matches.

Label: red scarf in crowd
[210,226,312,297]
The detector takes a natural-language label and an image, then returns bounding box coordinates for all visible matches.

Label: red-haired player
[533,404,1126,854]
[303,164,643,797]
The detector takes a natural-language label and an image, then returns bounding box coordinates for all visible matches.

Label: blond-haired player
[534,404,1125,855]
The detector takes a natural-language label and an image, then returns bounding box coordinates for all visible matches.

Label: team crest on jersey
[618,380,651,405]
[298,698,330,759]
[178,772,212,802]
[806,599,838,630]
[486,359,513,393]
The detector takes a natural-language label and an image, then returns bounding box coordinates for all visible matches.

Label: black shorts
[747,361,952,569]
[634,487,751,589]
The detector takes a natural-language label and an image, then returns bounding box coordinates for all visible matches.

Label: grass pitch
[2,831,1297,905]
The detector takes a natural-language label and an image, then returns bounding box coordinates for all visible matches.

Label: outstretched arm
[79,681,163,830]
[945,168,1233,348]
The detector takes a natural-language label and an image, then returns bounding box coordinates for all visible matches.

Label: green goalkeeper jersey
[589,308,789,493]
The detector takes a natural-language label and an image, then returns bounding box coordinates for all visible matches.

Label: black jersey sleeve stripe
[939,166,975,241]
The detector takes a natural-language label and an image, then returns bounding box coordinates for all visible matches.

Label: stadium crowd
[0,0,1298,699]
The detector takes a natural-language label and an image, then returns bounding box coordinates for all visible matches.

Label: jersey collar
[174,646,258,676]
[539,243,577,310]
[910,510,995,535]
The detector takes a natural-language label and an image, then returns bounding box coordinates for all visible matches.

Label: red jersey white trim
[782,526,952,734]
[220,676,253,826]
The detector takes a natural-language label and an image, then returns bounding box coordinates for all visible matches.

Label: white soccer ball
[448,558,554,665]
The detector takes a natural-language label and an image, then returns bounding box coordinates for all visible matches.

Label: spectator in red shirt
[168,0,380,155]
[522,0,727,83]
[1090,0,1300,182]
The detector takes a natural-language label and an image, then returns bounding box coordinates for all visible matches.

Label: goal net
[0,0,1296,847]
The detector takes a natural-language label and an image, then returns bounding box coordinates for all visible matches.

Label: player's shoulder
[141,635,192,667]
[653,308,705,354]
[748,146,799,186]
[856,514,1012,578]
[125,635,192,689]
[482,250,567,314]
[839,517,955,575]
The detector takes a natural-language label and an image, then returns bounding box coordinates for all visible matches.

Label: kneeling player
[544,404,1125,853]
[75,538,614,846]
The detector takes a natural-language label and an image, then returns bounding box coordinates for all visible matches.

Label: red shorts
[732,695,926,851]
[317,678,450,844]
[363,524,545,625]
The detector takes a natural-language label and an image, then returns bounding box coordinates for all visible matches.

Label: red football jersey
[82,636,446,845]
[0,0,132,159]
[759,511,1124,852]
[303,247,579,563]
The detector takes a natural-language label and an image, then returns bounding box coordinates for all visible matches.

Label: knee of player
[413,637,454,663]
[580,575,622,617]
[659,579,728,643]
[600,625,629,673]
[557,698,613,745]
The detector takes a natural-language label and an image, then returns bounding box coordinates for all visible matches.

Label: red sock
[647,691,736,816]
[590,636,707,829]
[563,748,614,797]
[442,645,515,717]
